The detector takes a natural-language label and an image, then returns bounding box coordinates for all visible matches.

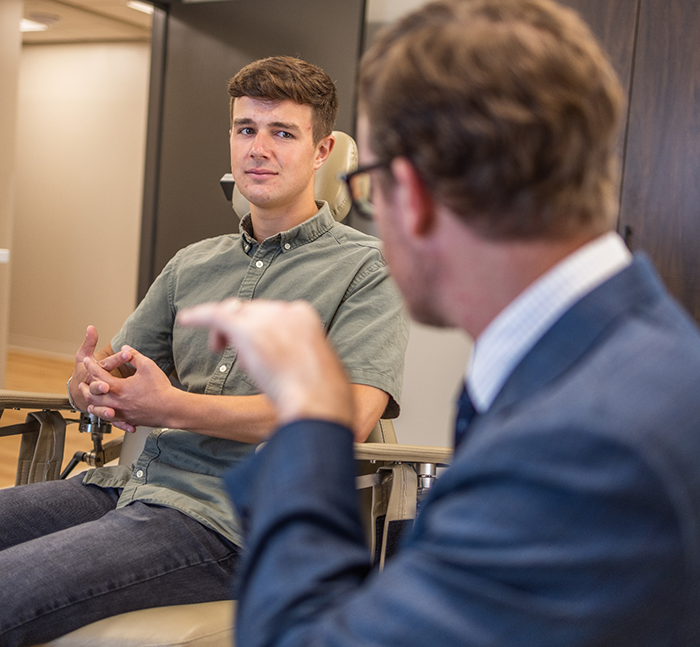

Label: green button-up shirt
[84,203,409,545]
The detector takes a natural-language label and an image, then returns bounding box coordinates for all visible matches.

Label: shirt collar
[239,201,335,250]
[467,231,632,413]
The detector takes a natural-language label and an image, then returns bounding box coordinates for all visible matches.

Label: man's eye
[239,127,254,135]
[276,131,293,139]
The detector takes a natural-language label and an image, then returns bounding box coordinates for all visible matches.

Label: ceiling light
[21,13,60,32]
[126,1,155,15]
[20,18,50,32]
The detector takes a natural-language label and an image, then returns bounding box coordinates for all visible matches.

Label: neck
[437,212,599,338]
[249,195,319,243]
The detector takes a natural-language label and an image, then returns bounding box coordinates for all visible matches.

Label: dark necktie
[454,383,477,450]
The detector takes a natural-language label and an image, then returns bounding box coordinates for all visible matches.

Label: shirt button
[219,365,227,372]
[255,260,264,268]
[136,469,144,478]
[284,243,291,250]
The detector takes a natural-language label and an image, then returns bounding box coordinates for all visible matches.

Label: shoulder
[324,221,384,253]
[320,222,389,273]
[487,304,700,482]
[165,234,241,272]
[174,233,240,259]
[454,309,700,548]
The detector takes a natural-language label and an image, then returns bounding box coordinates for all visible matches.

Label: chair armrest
[0,389,120,483]
[354,442,452,567]
[0,389,74,412]
[353,443,452,467]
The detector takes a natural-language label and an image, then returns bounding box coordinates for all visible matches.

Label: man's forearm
[80,343,388,441]
[228,420,685,647]
[162,383,387,444]
[162,389,278,443]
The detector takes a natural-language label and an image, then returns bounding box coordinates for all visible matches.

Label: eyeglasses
[341,161,392,219]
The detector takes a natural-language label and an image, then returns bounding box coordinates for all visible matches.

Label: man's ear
[314,134,335,170]
[391,157,435,237]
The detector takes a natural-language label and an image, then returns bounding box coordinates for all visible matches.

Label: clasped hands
[71,326,174,433]
[71,299,354,435]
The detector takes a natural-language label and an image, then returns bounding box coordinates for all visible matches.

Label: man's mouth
[246,168,277,177]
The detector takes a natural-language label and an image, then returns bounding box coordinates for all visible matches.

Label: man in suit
[178,0,700,645]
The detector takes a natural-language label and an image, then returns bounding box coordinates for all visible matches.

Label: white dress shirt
[467,232,632,413]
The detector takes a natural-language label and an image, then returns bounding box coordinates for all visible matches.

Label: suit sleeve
[226,421,685,647]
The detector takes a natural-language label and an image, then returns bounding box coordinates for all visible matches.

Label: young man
[0,56,407,646]
[179,2,700,646]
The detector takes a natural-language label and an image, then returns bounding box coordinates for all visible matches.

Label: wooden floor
[0,351,99,488]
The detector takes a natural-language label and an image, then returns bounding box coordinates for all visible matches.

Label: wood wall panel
[557,0,639,212]
[618,0,700,319]
[558,0,639,101]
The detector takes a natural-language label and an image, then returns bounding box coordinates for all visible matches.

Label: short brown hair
[359,0,624,239]
[228,56,338,144]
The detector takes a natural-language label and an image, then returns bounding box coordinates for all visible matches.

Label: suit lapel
[486,254,666,418]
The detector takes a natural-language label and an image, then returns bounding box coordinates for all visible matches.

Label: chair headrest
[225,131,357,222]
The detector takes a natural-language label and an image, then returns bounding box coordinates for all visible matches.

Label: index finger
[98,348,134,373]
[76,325,99,362]
[84,355,117,384]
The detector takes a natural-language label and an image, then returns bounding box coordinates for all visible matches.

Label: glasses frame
[341,160,392,219]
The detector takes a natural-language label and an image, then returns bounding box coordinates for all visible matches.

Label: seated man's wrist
[66,376,86,413]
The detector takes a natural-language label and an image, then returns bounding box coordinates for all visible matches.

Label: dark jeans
[0,475,238,647]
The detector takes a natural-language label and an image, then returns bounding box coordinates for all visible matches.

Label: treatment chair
[0,131,453,646]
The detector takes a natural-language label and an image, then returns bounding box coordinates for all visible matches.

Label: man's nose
[250,132,271,158]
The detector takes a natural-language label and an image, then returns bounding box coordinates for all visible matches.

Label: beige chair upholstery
[0,392,70,485]
[33,601,235,647]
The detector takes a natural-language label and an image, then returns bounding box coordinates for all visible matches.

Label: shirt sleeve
[111,251,181,376]
[326,255,409,419]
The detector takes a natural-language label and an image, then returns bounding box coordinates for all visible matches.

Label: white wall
[0,0,22,387]
[9,41,150,358]
[393,323,472,448]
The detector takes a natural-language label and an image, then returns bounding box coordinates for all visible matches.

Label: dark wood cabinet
[619,0,700,318]
[562,0,700,321]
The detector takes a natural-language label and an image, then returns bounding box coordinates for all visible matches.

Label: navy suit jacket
[226,255,700,646]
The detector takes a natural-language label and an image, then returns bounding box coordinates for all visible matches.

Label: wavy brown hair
[359,0,624,239]
[228,56,338,144]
